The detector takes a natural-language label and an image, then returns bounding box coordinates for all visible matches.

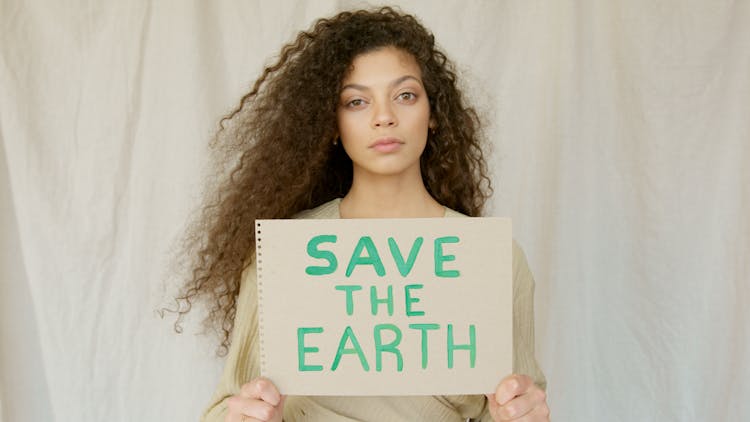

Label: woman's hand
[225,377,285,422]
[486,374,549,421]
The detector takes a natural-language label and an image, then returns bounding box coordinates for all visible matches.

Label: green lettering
[447,324,476,369]
[345,236,385,277]
[297,327,324,372]
[374,324,403,372]
[404,284,425,317]
[434,236,460,277]
[331,326,370,371]
[335,285,363,316]
[305,235,338,275]
[408,323,440,369]
[370,285,394,316]
[387,236,423,276]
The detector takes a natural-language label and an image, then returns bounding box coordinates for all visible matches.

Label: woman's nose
[372,102,398,128]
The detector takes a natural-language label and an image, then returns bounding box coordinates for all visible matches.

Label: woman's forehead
[341,47,423,87]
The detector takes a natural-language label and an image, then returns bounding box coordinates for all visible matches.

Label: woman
[173,7,549,421]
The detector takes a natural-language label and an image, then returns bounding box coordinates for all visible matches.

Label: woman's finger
[239,399,279,420]
[509,401,551,422]
[495,374,534,405]
[226,394,280,422]
[239,377,282,406]
[492,387,546,420]
[486,374,549,421]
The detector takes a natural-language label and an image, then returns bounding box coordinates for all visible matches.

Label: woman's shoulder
[443,207,465,218]
[292,198,342,219]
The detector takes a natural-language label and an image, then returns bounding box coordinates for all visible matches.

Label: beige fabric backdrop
[1,0,748,421]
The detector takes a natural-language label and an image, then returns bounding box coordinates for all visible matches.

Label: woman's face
[337,47,431,180]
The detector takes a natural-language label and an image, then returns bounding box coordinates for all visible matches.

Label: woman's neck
[340,170,444,218]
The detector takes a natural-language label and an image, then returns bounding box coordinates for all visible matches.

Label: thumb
[485,393,500,414]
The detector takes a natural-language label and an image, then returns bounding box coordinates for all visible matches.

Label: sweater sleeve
[477,241,546,422]
[510,240,546,390]
[201,263,261,422]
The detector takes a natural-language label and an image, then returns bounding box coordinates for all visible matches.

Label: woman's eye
[346,99,365,108]
[397,92,417,102]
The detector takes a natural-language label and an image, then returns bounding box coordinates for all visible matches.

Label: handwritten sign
[255,217,512,395]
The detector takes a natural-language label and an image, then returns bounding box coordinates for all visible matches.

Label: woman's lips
[370,137,404,153]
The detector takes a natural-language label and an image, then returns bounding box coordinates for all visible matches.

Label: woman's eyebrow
[390,75,422,88]
[340,75,423,92]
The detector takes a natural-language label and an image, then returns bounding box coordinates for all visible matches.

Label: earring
[332,137,339,146]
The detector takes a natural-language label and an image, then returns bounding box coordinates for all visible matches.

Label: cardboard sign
[255,217,512,396]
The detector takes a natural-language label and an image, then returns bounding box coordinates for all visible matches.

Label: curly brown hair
[169,6,492,355]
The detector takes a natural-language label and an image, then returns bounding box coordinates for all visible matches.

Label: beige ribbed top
[201,199,545,422]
